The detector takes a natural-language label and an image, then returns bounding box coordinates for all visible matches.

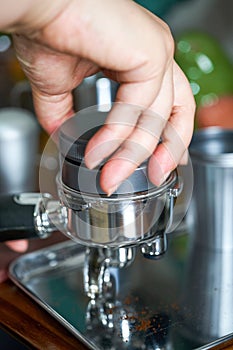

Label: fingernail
[162,171,171,184]
[85,153,105,169]
[107,184,119,197]
[156,171,171,186]
[86,160,100,170]
[85,157,101,170]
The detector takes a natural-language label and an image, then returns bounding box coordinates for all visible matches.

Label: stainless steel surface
[33,193,67,238]
[39,104,193,264]
[13,192,67,239]
[181,128,233,343]
[84,246,136,299]
[9,231,233,350]
[189,128,233,250]
[0,107,39,194]
[57,171,179,249]
[180,243,233,345]
[140,232,168,258]
[57,105,184,253]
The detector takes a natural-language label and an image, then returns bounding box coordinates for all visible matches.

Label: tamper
[0,104,184,299]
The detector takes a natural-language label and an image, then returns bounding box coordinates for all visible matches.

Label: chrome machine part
[57,170,179,250]
[56,106,183,253]
[141,187,180,258]
[14,192,67,239]
[83,246,136,300]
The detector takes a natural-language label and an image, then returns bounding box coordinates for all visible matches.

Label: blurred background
[0,0,232,348]
[0,0,233,140]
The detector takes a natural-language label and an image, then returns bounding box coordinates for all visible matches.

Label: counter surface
[1,234,233,350]
[0,233,87,349]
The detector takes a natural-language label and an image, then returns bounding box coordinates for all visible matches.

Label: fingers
[28,0,173,135]
[5,240,29,252]
[85,102,165,168]
[13,34,98,134]
[84,67,171,169]
[148,121,187,186]
[86,61,195,193]
[11,0,195,196]
[32,87,75,134]
[85,102,169,194]
[85,103,141,169]
[85,64,174,194]
[98,110,167,195]
[0,240,29,282]
[148,63,195,185]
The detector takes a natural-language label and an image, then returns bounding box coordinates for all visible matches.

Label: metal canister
[180,128,233,344]
[189,127,233,251]
[0,107,39,194]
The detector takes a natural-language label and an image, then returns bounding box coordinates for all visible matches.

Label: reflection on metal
[9,232,233,350]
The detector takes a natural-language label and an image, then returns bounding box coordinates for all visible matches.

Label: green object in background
[175,31,233,108]
[134,0,186,17]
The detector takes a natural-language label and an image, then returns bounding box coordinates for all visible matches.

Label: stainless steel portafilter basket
[57,106,181,258]
[57,170,179,251]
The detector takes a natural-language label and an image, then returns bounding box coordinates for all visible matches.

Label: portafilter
[0,104,191,298]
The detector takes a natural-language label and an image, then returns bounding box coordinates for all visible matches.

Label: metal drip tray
[9,231,233,350]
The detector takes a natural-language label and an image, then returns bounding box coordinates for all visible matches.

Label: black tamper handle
[0,194,38,242]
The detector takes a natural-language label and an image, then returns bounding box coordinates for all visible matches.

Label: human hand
[0,240,28,283]
[5,240,28,253]
[6,0,195,194]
